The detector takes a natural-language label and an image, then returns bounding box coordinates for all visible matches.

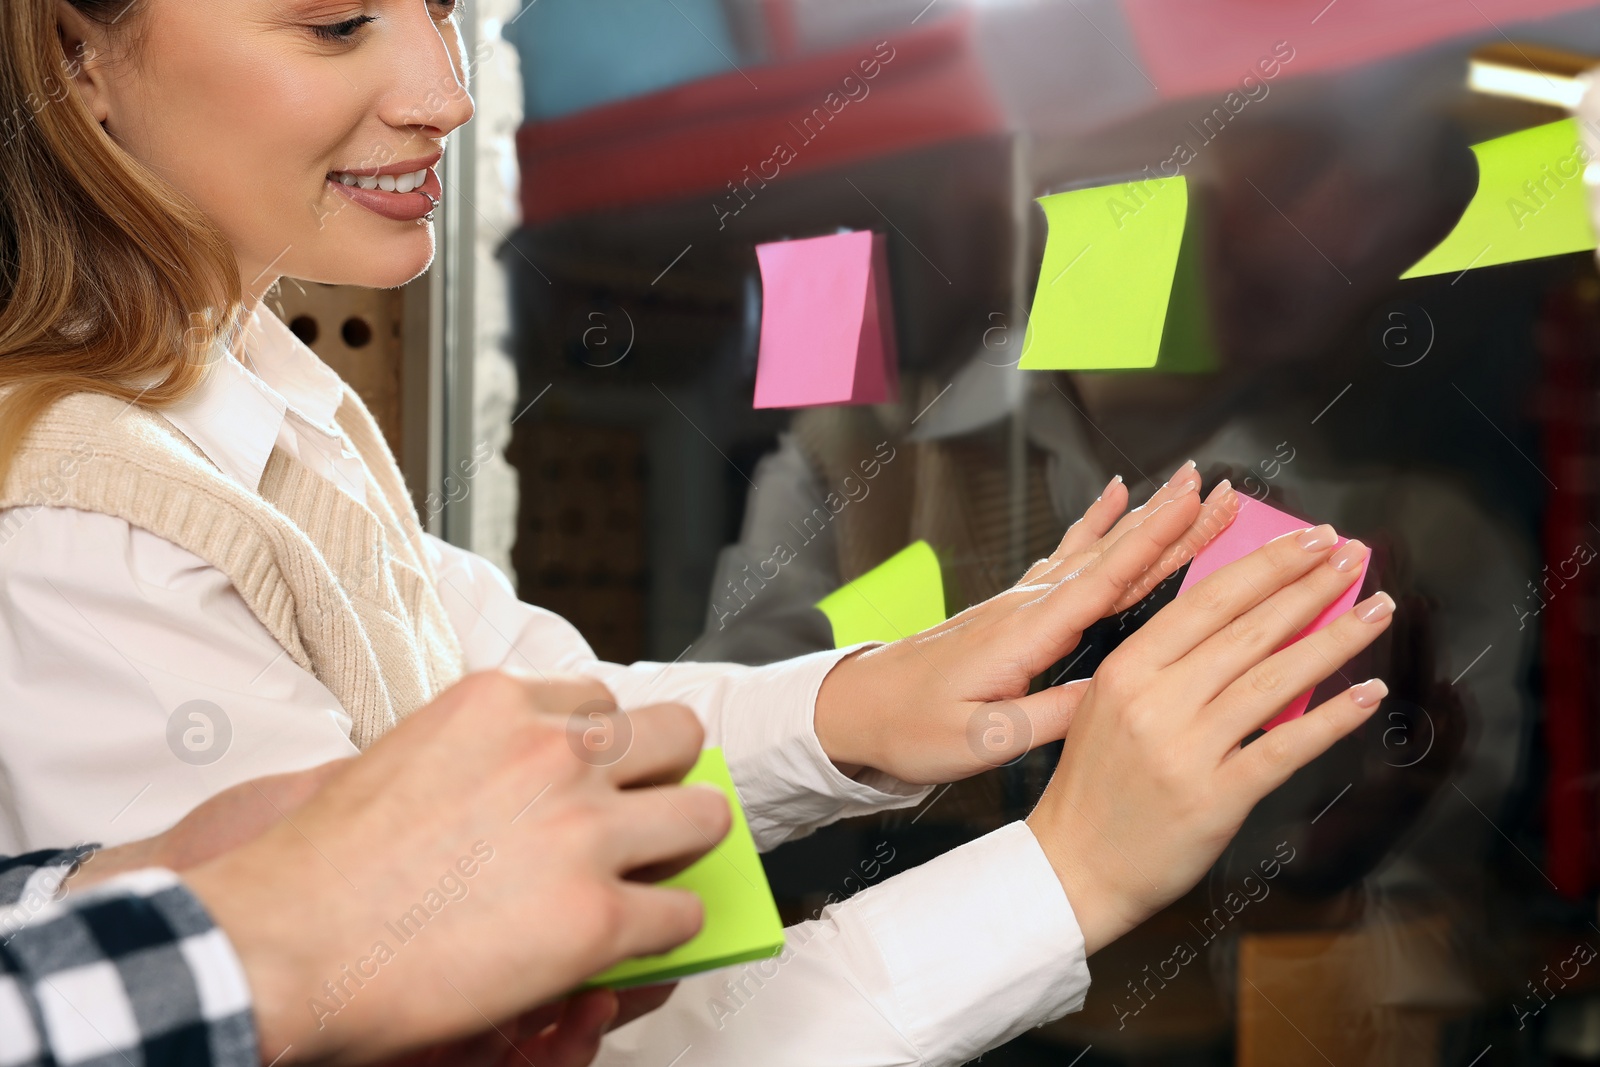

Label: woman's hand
[813,461,1241,784]
[1025,525,1392,955]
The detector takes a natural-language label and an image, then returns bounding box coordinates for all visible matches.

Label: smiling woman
[0,0,469,485]
[0,0,484,825]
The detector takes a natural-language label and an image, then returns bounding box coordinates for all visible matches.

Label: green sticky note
[584,748,784,989]
[1019,175,1215,372]
[1403,118,1597,279]
[816,540,946,648]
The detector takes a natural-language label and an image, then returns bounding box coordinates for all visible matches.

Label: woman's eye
[311,13,377,42]
[430,0,461,18]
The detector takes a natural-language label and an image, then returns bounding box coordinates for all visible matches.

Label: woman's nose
[384,21,476,135]
[397,78,474,136]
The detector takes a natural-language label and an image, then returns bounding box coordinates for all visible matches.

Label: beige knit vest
[0,387,465,748]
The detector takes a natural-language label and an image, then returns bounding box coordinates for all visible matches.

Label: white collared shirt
[0,307,1090,1065]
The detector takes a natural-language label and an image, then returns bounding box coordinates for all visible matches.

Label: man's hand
[813,460,1241,784]
[70,744,678,1067]
[1025,525,1391,955]
[182,672,731,1065]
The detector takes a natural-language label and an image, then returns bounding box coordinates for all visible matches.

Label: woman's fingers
[1209,590,1396,745]
[1223,677,1390,800]
[1122,524,1341,672]
[1030,463,1204,592]
[1019,475,1129,584]
[1013,494,1202,651]
[1172,539,1370,705]
[1023,461,1202,587]
[1108,480,1242,613]
[1092,461,1201,550]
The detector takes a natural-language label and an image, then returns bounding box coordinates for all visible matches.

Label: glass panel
[504,3,1600,1061]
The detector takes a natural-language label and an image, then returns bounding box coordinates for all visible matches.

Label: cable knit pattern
[0,388,464,748]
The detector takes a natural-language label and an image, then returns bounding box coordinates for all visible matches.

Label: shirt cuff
[843,821,1090,1062]
[0,868,258,1067]
[712,644,932,851]
[0,844,98,908]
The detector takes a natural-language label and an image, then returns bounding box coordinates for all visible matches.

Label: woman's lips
[326,165,441,223]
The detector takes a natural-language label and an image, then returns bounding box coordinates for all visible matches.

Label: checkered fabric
[0,849,98,913]
[0,866,258,1067]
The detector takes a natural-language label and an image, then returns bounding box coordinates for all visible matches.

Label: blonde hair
[0,0,243,485]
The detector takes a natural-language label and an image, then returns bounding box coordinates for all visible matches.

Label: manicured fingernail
[1355,591,1395,623]
[1097,474,1123,501]
[1204,478,1232,505]
[1329,539,1367,572]
[1349,678,1388,708]
[1296,524,1337,551]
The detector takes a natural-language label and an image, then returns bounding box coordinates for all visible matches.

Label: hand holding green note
[584,748,785,989]
[816,540,947,648]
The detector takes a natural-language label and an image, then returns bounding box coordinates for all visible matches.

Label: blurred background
[296,0,1600,1062]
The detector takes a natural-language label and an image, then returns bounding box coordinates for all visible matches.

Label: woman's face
[76,0,475,297]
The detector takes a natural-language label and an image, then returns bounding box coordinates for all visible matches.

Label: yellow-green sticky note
[1403,118,1597,279]
[816,540,946,647]
[1019,174,1215,372]
[585,748,784,989]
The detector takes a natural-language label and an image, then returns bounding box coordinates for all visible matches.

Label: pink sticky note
[753,231,899,409]
[1178,496,1369,730]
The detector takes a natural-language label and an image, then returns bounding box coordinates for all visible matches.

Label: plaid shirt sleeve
[0,865,259,1067]
[0,848,99,911]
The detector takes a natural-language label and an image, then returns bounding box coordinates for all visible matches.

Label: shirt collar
[160,306,348,492]
[241,305,347,433]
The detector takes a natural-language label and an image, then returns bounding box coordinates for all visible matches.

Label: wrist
[813,645,882,777]
[1025,806,1138,958]
[184,847,336,1063]
[65,839,158,893]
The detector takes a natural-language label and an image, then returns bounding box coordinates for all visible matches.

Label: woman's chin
[292,234,436,290]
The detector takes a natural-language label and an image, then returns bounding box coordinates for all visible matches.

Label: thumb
[967,681,1094,771]
[1012,678,1094,744]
